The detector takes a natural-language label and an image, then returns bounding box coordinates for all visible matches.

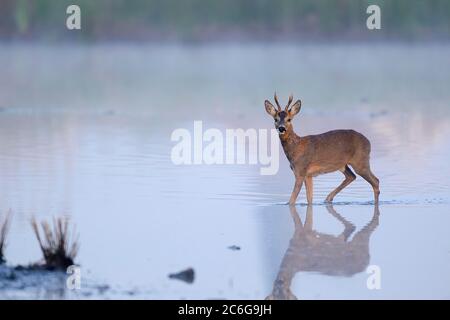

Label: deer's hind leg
[354,168,380,204]
[325,165,356,203]
[350,157,380,204]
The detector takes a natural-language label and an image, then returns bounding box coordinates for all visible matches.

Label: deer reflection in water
[266,204,380,300]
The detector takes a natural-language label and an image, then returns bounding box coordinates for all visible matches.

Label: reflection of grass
[0,212,12,264]
[31,217,79,270]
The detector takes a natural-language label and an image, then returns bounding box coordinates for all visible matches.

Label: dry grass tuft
[0,212,12,264]
[31,216,79,270]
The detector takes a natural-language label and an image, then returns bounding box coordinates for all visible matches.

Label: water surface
[0,43,450,299]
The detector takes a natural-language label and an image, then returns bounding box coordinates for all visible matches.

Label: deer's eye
[287,119,291,122]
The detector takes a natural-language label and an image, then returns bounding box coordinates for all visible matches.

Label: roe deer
[266,204,380,300]
[264,93,380,205]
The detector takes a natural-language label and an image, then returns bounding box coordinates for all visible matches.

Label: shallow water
[0,43,450,299]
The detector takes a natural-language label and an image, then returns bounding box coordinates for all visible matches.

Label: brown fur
[265,94,380,204]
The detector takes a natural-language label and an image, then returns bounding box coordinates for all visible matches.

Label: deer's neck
[279,128,302,162]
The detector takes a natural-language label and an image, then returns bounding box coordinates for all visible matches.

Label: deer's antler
[274,92,282,111]
[285,94,294,111]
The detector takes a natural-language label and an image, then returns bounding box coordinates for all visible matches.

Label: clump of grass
[0,212,12,264]
[31,216,79,270]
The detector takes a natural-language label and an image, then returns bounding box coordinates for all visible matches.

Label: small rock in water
[228,245,241,251]
[96,284,110,294]
[168,267,195,284]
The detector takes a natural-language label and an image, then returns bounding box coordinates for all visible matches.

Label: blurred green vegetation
[1,0,449,41]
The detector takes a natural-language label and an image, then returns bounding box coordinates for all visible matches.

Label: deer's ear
[289,100,302,116]
[265,100,277,117]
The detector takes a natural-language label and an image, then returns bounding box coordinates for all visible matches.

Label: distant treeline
[1,0,450,41]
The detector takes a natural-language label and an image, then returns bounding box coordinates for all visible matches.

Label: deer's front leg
[288,176,305,205]
[305,176,313,204]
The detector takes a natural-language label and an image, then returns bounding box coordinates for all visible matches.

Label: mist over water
[1,43,450,299]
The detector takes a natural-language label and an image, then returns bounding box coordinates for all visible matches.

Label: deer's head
[264,93,301,135]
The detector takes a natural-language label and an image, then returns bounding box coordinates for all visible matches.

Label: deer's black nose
[278,126,286,133]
